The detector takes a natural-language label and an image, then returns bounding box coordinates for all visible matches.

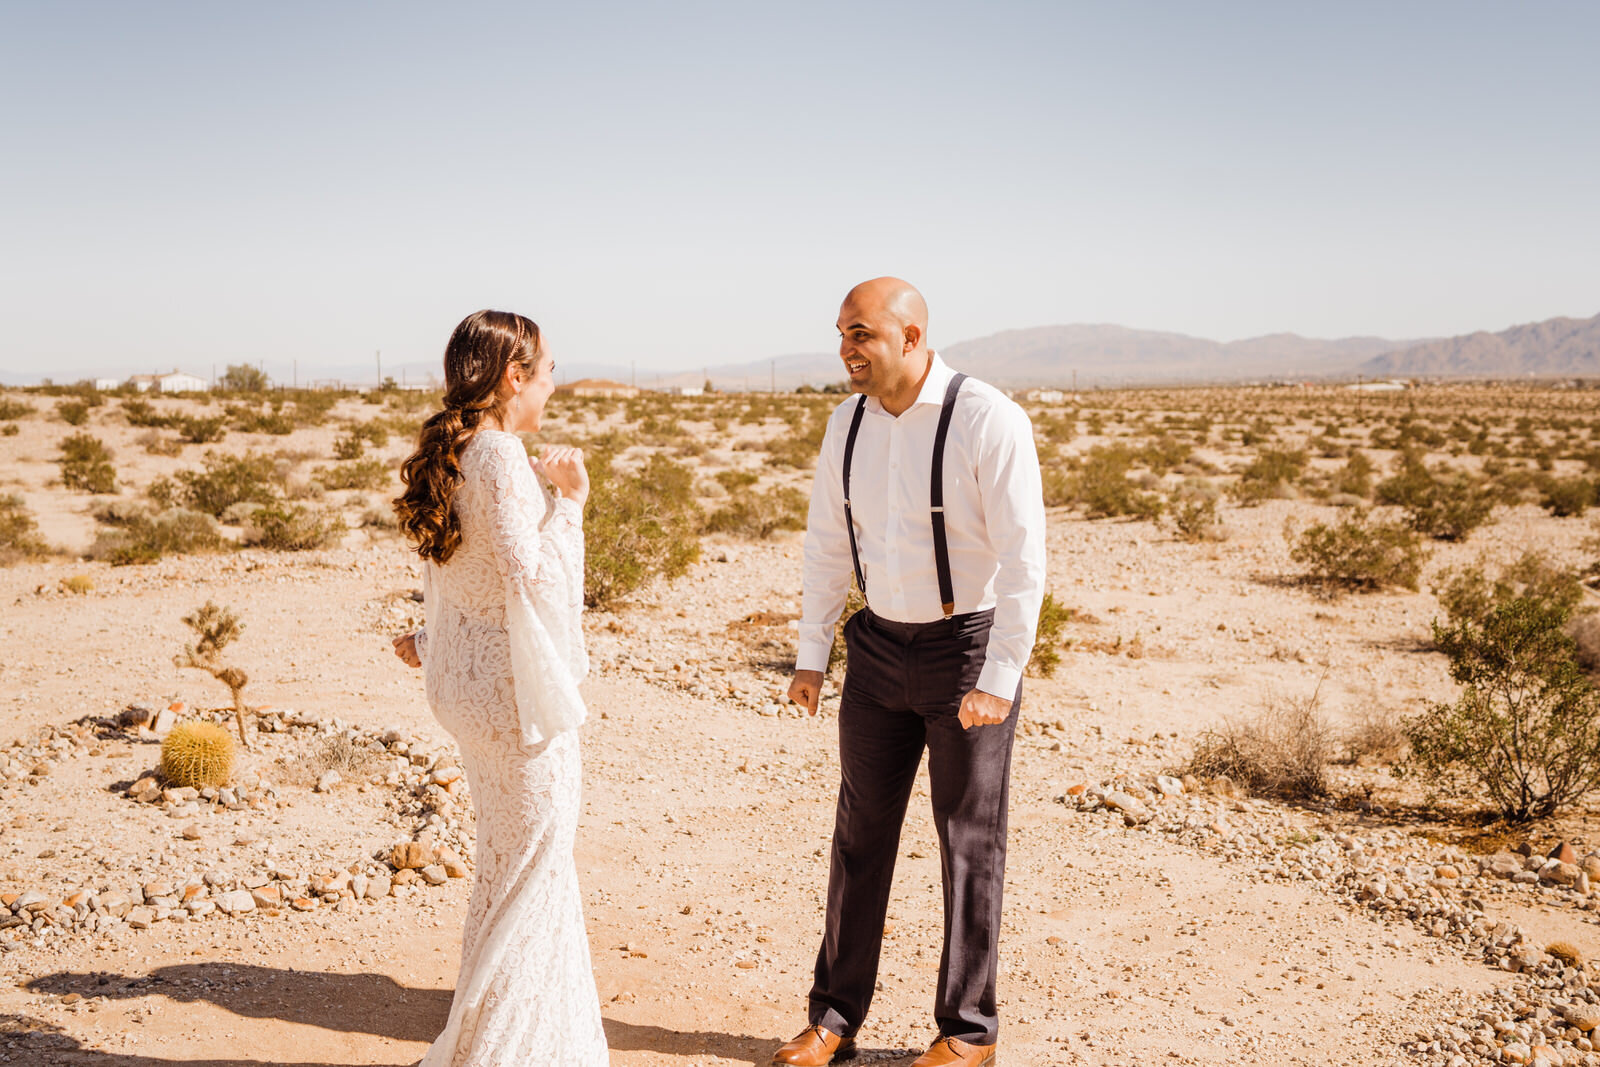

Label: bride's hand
[392,632,421,669]
[534,446,589,507]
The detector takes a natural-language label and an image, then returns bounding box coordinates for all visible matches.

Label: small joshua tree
[174,601,252,749]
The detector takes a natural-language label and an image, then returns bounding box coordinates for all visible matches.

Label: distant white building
[658,384,705,397]
[1346,379,1409,393]
[1023,388,1070,404]
[129,371,208,393]
[93,378,122,391]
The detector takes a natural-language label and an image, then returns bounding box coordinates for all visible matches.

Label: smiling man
[774,277,1047,1067]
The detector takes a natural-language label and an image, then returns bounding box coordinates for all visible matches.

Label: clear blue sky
[2,1,1597,378]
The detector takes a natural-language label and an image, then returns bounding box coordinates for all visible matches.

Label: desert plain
[4,379,1600,1065]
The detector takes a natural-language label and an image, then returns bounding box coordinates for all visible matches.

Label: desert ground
[5,380,1600,1065]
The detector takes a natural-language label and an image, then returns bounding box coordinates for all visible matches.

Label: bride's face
[506,349,557,434]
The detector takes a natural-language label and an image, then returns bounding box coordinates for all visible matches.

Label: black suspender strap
[841,394,869,599]
[930,373,967,617]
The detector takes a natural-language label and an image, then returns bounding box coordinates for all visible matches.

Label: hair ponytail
[394,310,541,563]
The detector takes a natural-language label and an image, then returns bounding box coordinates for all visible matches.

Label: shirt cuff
[554,497,583,525]
[795,623,834,674]
[976,659,1021,701]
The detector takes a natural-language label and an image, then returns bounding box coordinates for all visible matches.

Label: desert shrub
[0,397,33,420]
[1028,593,1072,678]
[226,403,296,434]
[1342,707,1409,765]
[56,399,90,426]
[0,494,49,563]
[1375,450,1495,540]
[1166,497,1220,543]
[312,459,390,491]
[173,451,280,516]
[88,507,226,565]
[1540,476,1595,518]
[1434,553,1584,628]
[1071,445,1164,520]
[765,409,828,469]
[1328,451,1375,499]
[241,502,347,550]
[1181,689,1334,800]
[584,452,702,609]
[1233,447,1307,504]
[1286,510,1427,592]
[136,430,183,456]
[1406,590,1600,821]
[174,414,227,444]
[120,398,174,428]
[703,485,807,540]
[1135,434,1192,474]
[1,424,17,436]
[333,431,366,459]
[715,469,760,493]
[360,505,398,531]
[59,574,93,595]
[57,432,117,494]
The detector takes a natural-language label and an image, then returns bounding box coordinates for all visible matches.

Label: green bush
[226,403,296,434]
[1,423,18,436]
[1071,445,1165,520]
[584,452,702,609]
[242,502,347,550]
[88,507,225,565]
[58,432,117,494]
[173,451,280,516]
[1434,553,1584,628]
[0,494,49,563]
[715,469,760,493]
[312,459,390,491]
[120,398,174,428]
[1233,447,1308,504]
[1540,476,1595,518]
[703,485,807,539]
[333,431,366,459]
[0,397,33,420]
[1376,450,1496,540]
[219,364,268,392]
[176,414,228,444]
[56,399,90,426]
[1028,593,1072,678]
[1328,451,1375,499]
[1166,497,1220,543]
[1286,510,1427,592]
[1406,589,1600,821]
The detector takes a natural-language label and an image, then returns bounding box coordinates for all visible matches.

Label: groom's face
[836,298,919,399]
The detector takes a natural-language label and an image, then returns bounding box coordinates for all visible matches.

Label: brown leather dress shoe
[770,1023,857,1065]
[910,1035,997,1067]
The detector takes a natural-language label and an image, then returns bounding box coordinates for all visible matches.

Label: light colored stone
[1154,775,1185,797]
[437,848,468,879]
[1565,1005,1600,1032]
[366,872,392,899]
[250,885,282,908]
[420,864,448,885]
[125,906,155,929]
[215,889,256,915]
[314,770,341,793]
[1103,791,1151,823]
[391,842,435,870]
[151,708,176,735]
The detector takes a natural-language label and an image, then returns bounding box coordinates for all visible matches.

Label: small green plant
[59,574,93,595]
[1232,447,1307,505]
[0,494,49,564]
[1166,497,1220,543]
[159,721,235,787]
[1071,445,1165,520]
[219,364,269,392]
[311,459,390,491]
[333,431,366,459]
[226,403,296,434]
[242,502,347,550]
[715,469,760,493]
[703,485,807,540]
[1286,510,1427,592]
[88,507,226,565]
[0,397,33,420]
[1028,593,1072,678]
[1376,450,1497,540]
[173,601,253,747]
[56,399,90,426]
[57,432,117,494]
[1405,589,1600,821]
[120,398,174,428]
[584,452,702,609]
[176,414,228,444]
[1540,476,1595,518]
[1328,451,1375,499]
[1,423,17,436]
[173,451,280,516]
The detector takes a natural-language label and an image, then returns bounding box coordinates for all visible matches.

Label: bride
[391,309,609,1065]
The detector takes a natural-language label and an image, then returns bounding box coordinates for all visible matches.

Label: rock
[436,848,469,879]
[1154,775,1185,797]
[1435,864,1460,880]
[186,900,217,917]
[366,873,392,899]
[1483,852,1524,878]
[141,882,174,903]
[1543,862,1581,888]
[314,770,341,793]
[151,707,176,735]
[1582,854,1600,882]
[182,823,203,841]
[420,864,448,885]
[1564,1004,1600,1032]
[1550,842,1579,865]
[1501,1041,1532,1064]
[125,906,155,929]
[391,842,435,870]
[392,868,419,886]
[1103,791,1151,823]
[429,767,462,787]
[290,896,316,911]
[97,892,133,918]
[250,886,282,908]
[215,890,256,915]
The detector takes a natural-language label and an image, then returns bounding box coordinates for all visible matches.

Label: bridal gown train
[413,429,609,1066]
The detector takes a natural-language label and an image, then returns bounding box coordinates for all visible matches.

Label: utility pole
[293,360,297,389]
[770,358,776,394]
[631,361,636,389]
[375,350,382,389]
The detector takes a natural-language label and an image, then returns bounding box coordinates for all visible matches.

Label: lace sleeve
[478,433,587,744]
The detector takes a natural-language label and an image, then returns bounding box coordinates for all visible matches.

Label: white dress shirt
[797,353,1048,699]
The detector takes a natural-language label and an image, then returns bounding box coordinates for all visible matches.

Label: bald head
[841,276,929,339]
[836,277,935,415]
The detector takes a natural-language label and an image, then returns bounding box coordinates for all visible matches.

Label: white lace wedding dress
[412,429,609,1066]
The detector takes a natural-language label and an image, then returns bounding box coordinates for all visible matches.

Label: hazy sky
[2,1,1597,379]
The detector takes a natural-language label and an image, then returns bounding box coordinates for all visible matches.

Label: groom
[774,278,1046,1067]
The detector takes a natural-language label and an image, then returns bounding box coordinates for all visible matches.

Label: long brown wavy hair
[394,310,542,563]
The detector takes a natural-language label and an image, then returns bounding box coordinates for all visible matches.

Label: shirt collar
[866,352,954,416]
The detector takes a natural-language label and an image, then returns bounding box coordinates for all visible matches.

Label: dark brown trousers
[808,607,1019,1046]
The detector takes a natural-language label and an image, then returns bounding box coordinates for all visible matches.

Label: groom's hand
[958,688,1012,730]
[788,670,824,716]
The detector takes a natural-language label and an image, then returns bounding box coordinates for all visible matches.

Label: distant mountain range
[5,312,1597,389]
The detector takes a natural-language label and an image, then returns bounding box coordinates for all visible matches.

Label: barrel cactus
[159,721,235,788]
